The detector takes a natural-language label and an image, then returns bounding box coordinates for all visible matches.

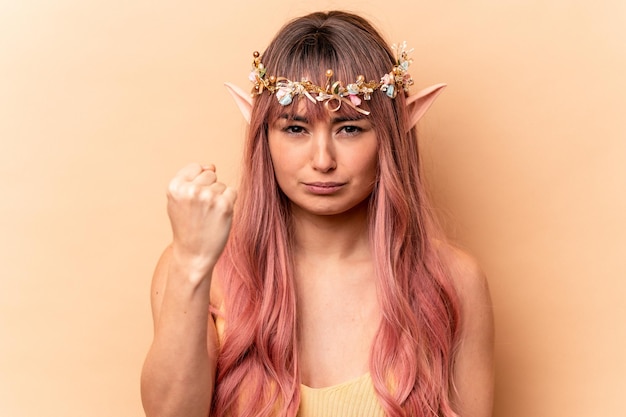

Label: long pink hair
[213,11,460,417]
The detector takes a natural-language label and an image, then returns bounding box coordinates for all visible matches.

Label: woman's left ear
[406,83,447,130]
[224,83,253,124]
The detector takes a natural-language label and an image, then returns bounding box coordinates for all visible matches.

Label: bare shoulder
[436,240,492,315]
[434,240,494,348]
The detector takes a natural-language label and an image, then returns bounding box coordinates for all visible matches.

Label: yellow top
[297,373,384,417]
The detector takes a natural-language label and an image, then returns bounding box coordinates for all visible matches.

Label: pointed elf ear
[406,83,447,129]
[224,82,253,124]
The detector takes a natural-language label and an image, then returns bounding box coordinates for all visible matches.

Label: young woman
[141,10,494,417]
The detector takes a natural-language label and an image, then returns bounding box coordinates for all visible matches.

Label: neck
[291,201,371,262]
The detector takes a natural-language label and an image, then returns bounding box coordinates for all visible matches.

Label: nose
[310,133,336,172]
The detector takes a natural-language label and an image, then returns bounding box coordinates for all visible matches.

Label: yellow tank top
[297,373,384,417]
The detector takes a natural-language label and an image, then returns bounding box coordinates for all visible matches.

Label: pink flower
[349,95,362,106]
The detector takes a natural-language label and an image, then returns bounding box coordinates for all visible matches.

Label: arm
[140,163,236,417]
[445,245,495,417]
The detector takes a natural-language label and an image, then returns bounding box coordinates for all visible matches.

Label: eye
[340,125,362,135]
[283,125,307,135]
[337,124,368,137]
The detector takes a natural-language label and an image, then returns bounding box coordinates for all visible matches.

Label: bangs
[263,92,373,126]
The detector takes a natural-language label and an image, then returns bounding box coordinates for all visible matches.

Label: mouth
[302,181,346,195]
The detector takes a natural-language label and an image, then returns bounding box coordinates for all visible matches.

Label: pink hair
[213,11,460,417]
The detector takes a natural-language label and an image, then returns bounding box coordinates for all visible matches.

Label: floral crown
[248,42,414,115]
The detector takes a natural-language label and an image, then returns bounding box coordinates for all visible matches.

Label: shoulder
[434,240,493,338]
[436,241,491,308]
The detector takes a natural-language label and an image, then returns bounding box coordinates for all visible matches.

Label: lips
[302,181,346,195]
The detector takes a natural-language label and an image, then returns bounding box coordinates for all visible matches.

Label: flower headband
[248,42,415,115]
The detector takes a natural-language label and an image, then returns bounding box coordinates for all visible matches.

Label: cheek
[366,159,379,187]
[268,139,285,172]
[268,138,296,185]
[367,147,379,168]
[359,143,379,179]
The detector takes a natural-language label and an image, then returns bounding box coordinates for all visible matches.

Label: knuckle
[185,184,203,199]
[198,187,216,202]
[215,195,234,214]
[167,178,181,196]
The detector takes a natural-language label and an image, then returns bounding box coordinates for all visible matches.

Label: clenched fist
[166,163,237,283]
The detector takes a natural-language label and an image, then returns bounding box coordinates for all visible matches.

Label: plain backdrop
[1,1,625,416]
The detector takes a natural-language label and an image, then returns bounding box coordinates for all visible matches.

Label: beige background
[1,1,624,416]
